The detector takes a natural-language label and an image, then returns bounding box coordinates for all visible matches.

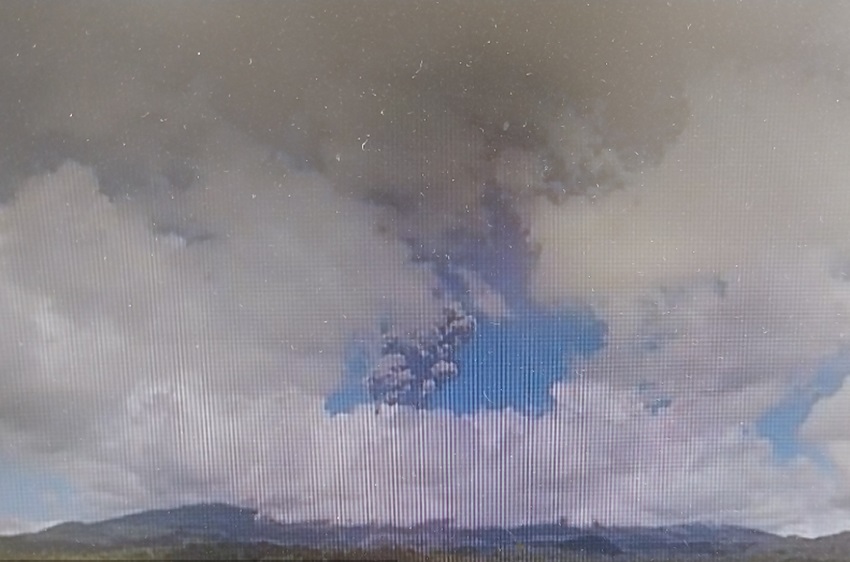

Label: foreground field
[1,541,850,562]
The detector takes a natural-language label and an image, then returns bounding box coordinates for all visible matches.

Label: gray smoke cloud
[368,302,476,410]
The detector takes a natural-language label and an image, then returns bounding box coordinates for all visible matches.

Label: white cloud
[801,379,850,511]
[30,378,838,536]
[0,517,54,537]
[0,152,441,463]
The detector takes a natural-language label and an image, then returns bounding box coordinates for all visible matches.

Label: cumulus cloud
[34,379,833,535]
[0,517,53,537]
[2,0,850,539]
[801,378,850,520]
[0,152,440,446]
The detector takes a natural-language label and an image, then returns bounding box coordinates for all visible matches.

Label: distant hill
[2,503,850,560]
[30,503,258,546]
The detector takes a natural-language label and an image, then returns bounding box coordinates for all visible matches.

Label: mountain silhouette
[2,503,850,560]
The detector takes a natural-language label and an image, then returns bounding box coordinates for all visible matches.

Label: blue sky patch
[430,308,605,415]
[0,455,80,525]
[327,307,605,416]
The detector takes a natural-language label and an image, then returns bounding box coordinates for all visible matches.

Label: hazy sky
[1,1,850,538]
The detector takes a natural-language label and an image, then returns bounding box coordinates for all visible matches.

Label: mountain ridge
[3,503,849,560]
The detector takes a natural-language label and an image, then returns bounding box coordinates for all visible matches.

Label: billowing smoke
[367,302,476,410]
